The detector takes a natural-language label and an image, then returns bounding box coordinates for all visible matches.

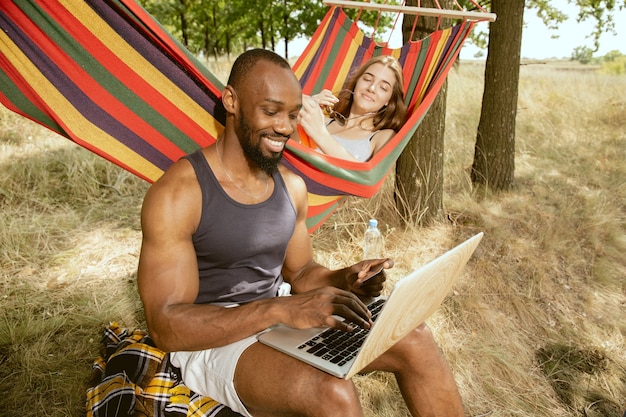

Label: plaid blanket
[86,322,244,417]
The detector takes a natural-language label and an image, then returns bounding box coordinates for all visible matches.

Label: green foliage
[137,0,399,58]
[599,50,626,74]
[571,45,594,63]
[569,0,625,51]
[461,0,625,59]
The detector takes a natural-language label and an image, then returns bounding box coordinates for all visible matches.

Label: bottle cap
[369,219,378,228]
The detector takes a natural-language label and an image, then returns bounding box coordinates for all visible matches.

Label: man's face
[234,62,302,175]
[236,108,283,175]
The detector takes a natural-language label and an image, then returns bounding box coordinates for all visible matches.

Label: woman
[298,55,407,162]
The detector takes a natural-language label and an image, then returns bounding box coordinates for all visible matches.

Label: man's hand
[277,287,373,332]
[346,259,394,297]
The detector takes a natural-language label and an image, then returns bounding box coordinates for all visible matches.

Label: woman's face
[352,62,396,114]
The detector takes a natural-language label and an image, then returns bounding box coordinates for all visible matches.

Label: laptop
[258,232,483,379]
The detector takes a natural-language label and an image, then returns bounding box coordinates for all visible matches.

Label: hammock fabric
[0,0,475,232]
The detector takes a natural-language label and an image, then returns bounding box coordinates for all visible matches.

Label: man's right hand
[276,287,372,332]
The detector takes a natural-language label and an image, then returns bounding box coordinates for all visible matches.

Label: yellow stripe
[0,30,164,182]
[307,192,342,206]
[293,11,333,79]
[331,28,365,93]
[58,0,223,140]
[416,28,451,104]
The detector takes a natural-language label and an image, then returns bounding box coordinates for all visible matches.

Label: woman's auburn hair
[334,55,408,132]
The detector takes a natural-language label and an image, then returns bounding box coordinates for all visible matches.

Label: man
[137,49,464,417]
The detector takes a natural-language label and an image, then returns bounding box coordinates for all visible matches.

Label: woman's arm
[298,95,361,161]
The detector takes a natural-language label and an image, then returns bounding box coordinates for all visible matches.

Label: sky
[487,1,625,59]
[286,1,626,60]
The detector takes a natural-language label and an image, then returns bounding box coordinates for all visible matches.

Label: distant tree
[571,45,594,64]
[138,0,392,59]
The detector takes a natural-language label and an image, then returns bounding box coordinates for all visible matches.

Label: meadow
[0,60,624,416]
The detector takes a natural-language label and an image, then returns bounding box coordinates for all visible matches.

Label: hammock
[0,0,492,232]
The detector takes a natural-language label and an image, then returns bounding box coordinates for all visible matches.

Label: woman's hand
[298,95,328,137]
[310,89,338,109]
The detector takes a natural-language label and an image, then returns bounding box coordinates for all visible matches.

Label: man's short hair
[227,49,292,90]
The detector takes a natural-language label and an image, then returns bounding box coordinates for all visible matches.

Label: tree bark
[395,0,453,225]
[471,0,525,191]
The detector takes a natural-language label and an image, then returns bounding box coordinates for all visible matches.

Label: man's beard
[236,112,283,176]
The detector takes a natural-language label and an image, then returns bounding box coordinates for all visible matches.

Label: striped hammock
[0,0,477,231]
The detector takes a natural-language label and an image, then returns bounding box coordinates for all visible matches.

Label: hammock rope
[0,0,488,231]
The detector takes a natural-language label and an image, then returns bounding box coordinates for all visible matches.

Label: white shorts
[170,333,260,417]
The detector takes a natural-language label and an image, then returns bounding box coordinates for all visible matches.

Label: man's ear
[222,85,237,113]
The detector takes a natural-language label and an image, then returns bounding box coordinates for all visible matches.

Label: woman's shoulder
[370,128,396,154]
[371,128,395,142]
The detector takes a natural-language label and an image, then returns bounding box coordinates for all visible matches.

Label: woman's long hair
[334,55,407,132]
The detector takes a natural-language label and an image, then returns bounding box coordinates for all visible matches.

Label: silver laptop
[258,232,483,379]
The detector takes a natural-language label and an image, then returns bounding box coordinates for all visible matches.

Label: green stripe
[110,0,224,91]
[0,68,65,134]
[286,143,389,186]
[310,15,355,94]
[306,198,346,231]
[405,37,431,109]
[17,0,201,154]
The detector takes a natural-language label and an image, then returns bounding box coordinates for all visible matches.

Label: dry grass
[1,60,625,416]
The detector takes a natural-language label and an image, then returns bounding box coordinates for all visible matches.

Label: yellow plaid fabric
[86,322,243,417]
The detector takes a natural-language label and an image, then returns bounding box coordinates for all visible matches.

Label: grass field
[1,60,624,416]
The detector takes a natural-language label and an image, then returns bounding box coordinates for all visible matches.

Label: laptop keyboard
[297,298,386,366]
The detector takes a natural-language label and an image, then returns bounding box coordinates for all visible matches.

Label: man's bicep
[282,219,315,282]
[137,234,199,308]
[137,181,200,319]
[280,169,315,285]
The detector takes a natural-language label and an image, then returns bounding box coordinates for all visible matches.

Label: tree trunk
[471,0,525,191]
[395,0,453,225]
[178,0,189,47]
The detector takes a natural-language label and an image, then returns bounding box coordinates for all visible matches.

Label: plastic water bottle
[363,219,383,259]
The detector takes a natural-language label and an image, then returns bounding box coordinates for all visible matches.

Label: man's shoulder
[278,165,305,190]
[145,157,199,207]
[278,165,308,213]
[156,156,197,187]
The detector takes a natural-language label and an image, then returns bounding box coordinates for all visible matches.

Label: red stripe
[308,207,344,233]
[118,0,222,100]
[304,10,347,91]
[306,199,340,217]
[15,1,188,161]
[293,7,334,74]
[0,38,156,182]
[322,16,356,90]
[0,52,47,112]
[36,1,213,157]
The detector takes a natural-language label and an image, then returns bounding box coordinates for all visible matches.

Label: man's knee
[377,323,443,372]
[392,323,437,354]
[310,376,361,416]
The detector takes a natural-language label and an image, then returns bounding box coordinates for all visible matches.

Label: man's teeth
[267,138,284,147]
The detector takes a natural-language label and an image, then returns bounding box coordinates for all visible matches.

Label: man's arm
[279,167,391,296]
[278,166,346,292]
[137,159,285,351]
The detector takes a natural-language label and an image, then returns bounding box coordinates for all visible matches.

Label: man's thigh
[171,334,260,416]
[235,341,359,415]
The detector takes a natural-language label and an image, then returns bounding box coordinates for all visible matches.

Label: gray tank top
[326,119,376,162]
[184,149,297,306]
